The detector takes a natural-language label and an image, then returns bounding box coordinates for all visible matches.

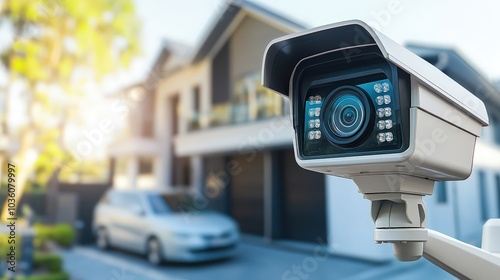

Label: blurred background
[1,0,500,279]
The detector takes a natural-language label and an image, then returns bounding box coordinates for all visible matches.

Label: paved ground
[59,242,454,280]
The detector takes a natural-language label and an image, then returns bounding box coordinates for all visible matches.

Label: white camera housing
[262,20,489,261]
[262,20,488,195]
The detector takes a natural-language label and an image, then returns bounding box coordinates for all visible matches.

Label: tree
[0,0,141,219]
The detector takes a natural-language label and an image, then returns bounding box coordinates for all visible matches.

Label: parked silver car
[93,189,239,264]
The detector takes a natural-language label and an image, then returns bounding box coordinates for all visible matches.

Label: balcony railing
[188,95,289,131]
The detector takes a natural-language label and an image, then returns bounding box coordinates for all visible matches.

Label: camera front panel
[293,49,411,160]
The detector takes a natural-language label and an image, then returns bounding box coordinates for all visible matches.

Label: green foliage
[0,235,70,280]
[0,272,70,280]
[1,0,141,82]
[34,224,76,248]
[33,252,63,273]
[32,129,75,185]
[0,0,141,189]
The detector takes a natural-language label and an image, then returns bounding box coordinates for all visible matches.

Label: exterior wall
[326,176,393,261]
[154,60,211,190]
[229,16,287,85]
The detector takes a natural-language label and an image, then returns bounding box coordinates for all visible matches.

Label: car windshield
[148,194,198,214]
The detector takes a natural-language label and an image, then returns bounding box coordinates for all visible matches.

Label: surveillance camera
[262,20,489,261]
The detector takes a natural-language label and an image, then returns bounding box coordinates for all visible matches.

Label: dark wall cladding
[211,41,231,104]
[230,153,265,235]
[202,153,265,236]
[58,183,111,244]
[203,156,231,214]
[279,148,327,243]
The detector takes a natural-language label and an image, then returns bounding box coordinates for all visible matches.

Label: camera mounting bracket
[353,175,433,261]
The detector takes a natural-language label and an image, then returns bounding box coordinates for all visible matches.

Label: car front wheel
[146,237,163,265]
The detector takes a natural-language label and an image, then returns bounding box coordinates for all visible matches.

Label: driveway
[59,240,453,280]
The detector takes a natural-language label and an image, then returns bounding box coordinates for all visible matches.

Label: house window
[169,95,180,135]
[190,86,201,130]
[479,171,489,221]
[435,181,447,203]
[141,91,155,137]
[171,157,191,187]
[193,86,201,113]
[138,157,154,175]
[114,158,128,176]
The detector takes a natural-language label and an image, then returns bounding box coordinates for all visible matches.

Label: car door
[111,193,149,253]
[104,191,128,247]
[105,192,137,251]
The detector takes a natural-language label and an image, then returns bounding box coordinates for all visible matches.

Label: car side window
[109,192,144,213]
[148,194,171,214]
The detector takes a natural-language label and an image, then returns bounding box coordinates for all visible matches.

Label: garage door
[279,149,327,243]
[230,153,265,236]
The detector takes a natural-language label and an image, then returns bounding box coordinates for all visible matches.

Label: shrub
[33,252,62,273]
[0,272,70,280]
[34,224,75,248]
[50,225,75,247]
[26,272,70,280]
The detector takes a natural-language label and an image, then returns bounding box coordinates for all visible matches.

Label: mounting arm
[424,227,500,279]
[353,174,500,278]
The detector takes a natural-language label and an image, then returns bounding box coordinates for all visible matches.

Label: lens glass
[330,95,365,138]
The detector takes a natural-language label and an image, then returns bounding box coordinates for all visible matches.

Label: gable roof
[191,0,307,63]
[407,44,500,118]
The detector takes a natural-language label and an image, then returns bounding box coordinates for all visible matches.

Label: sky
[124,0,500,87]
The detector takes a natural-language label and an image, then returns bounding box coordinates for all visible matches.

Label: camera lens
[332,98,364,138]
[341,107,356,125]
[323,86,373,146]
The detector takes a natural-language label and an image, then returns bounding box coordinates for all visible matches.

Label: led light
[377,120,386,130]
[382,82,390,92]
[308,131,315,140]
[314,95,322,104]
[385,119,393,129]
[309,108,315,117]
[377,108,385,118]
[377,132,386,143]
[309,96,315,103]
[385,132,394,142]
[314,130,322,139]
[315,119,320,128]
[374,83,383,93]
[308,120,315,128]
[376,96,384,106]
[384,95,391,104]
[384,107,392,117]
[314,107,321,117]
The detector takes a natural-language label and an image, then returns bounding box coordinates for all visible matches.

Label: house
[108,0,500,261]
